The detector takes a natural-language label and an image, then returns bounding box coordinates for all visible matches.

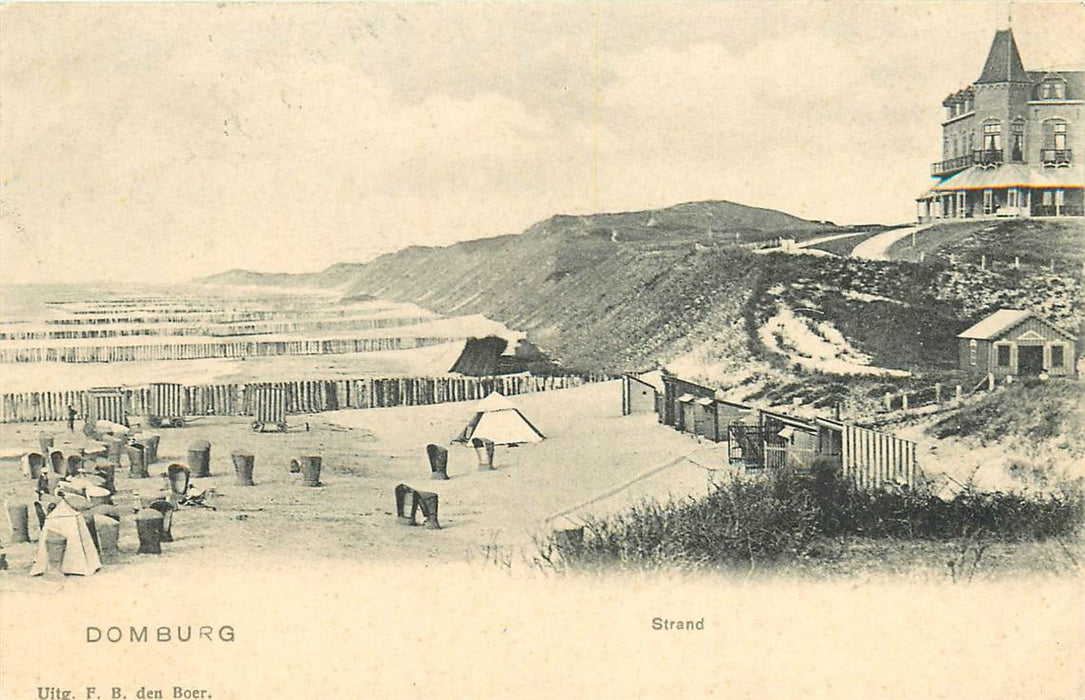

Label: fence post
[934,383,941,404]
[883,392,892,411]
[955,385,962,403]
[987,373,994,392]
[901,394,909,411]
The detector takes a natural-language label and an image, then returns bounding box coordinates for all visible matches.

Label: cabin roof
[958,309,1077,341]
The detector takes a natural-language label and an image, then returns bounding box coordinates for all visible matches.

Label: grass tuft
[542,461,1084,574]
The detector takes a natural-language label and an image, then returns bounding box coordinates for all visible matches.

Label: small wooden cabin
[147,382,187,427]
[659,374,716,429]
[958,309,1077,378]
[760,411,821,469]
[250,384,288,432]
[84,387,128,432]
[621,372,663,416]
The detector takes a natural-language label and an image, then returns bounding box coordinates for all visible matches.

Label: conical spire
[976,29,1029,83]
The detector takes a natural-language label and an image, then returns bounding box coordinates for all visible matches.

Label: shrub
[543,464,1085,572]
[548,470,822,571]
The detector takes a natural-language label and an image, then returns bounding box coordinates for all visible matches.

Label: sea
[0,283,516,392]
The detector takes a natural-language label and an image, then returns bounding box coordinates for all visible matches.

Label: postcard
[2,2,1083,697]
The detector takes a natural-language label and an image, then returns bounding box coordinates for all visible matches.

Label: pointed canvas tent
[454,392,545,445]
[29,499,102,576]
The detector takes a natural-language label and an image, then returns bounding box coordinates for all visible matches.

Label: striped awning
[929,163,1084,192]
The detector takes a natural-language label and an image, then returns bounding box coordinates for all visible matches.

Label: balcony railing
[974,149,1003,167]
[931,153,974,177]
[1041,149,1072,166]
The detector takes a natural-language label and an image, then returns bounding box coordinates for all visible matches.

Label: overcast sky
[1,2,1082,283]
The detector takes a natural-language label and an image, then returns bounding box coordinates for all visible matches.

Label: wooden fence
[841,423,919,490]
[878,373,995,415]
[0,373,610,424]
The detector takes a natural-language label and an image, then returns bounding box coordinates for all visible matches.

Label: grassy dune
[201,207,1082,406]
[887,219,1085,272]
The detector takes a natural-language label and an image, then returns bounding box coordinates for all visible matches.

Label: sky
[1,1,1082,283]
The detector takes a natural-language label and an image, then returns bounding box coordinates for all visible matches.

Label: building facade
[957,308,1078,378]
[918,29,1083,221]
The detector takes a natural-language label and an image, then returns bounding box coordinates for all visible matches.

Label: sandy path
[850,224,929,261]
[794,230,872,249]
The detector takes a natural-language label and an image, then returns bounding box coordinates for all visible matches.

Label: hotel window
[1051,345,1064,368]
[1043,120,1068,151]
[969,340,977,366]
[983,122,1001,151]
[996,345,1011,367]
[1041,80,1066,100]
[983,189,994,215]
[1008,189,1019,208]
[1011,121,1024,161]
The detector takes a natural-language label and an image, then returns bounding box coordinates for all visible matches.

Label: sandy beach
[0,381,719,589]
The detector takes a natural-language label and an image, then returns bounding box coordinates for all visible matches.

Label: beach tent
[29,499,102,576]
[454,392,545,445]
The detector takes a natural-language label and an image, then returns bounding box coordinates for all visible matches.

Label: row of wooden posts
[0,373,610,424]
[45,305,401,325]
[942,253,1078,274]
[0,335,452,363]
[879,374,994,414]
[0,315,434,342]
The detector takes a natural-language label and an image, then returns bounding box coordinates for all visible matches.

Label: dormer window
[1040,79,1066,100]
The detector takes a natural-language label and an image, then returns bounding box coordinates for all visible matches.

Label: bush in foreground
[542,465,1084,572]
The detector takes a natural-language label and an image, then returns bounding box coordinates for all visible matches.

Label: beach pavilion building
[917,28,1083,222]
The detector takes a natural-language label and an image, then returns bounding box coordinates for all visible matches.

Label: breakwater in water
[0,335,454,363]
[0,284,515,365]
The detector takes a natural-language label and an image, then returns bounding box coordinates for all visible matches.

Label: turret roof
[976,29,1030,84]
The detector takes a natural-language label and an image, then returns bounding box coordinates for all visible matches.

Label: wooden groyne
[0,315,434,341]
[0,335,454,363]
[0,373,612,424]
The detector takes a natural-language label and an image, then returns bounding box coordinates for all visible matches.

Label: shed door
[1017,345,1043,376]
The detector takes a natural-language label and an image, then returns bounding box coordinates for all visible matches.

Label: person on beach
[67,405,77,432]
